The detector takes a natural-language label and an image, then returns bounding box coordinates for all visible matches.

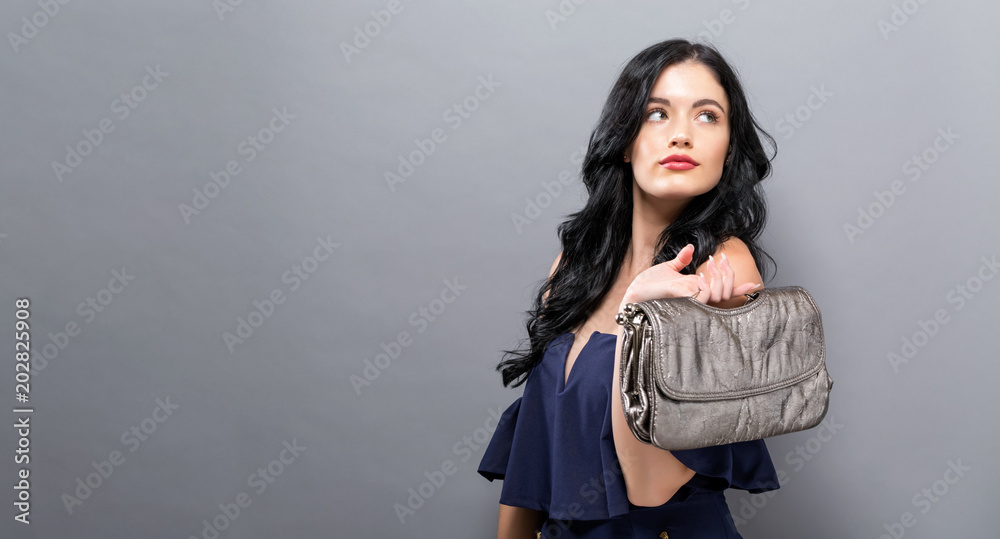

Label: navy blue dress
[478,331,780,538]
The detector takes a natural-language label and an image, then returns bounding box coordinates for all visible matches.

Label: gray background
[2,1,998,538]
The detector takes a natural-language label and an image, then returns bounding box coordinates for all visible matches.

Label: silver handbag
[614,285,833,451]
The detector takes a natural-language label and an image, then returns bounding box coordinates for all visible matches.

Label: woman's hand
[621,244,760,308]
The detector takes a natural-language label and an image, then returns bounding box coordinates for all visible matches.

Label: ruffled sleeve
[476,333,631,520]
[475,378,631,520]
[477,397,521,482]
[476,332,779,522]
[671,440,781,493]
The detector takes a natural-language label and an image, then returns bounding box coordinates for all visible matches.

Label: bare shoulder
[548,250,562,277]
[715,236,754,261]
[720,237,759,279]
[541,251,562,304]
[696,237,762,308]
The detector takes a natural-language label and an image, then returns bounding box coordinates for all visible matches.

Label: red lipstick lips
[660,154,699,170]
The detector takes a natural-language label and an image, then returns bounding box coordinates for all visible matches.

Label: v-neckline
[559,330,613,392]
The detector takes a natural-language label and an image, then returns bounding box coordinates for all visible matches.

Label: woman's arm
[611,238,763,506]
[611,323,696,506]
[497,504,545,539]
[495,255,558,537]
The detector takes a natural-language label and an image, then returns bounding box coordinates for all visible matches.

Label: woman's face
[624,60,730,207]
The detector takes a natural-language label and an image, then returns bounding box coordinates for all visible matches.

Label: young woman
[478,39,782,538]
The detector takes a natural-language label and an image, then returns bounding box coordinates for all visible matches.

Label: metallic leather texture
[616,286,833,451]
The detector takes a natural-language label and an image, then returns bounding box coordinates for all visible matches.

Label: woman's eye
[646,110,667,121]
[698,111,719,123]
[646,110,719,123]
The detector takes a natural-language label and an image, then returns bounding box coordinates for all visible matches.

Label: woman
[478,39,782,538]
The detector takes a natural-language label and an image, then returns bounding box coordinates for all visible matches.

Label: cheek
[633,135,653,154]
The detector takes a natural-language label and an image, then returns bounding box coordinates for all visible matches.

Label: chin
[636,177,717,200]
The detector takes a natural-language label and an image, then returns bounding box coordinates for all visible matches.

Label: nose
[668,131,692,148]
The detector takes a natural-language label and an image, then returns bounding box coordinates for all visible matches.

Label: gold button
[659,532,669,539]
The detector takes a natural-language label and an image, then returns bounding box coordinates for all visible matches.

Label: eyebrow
[647,97,726,113]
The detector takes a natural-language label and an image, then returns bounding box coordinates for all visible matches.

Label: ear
[623,142,633,163]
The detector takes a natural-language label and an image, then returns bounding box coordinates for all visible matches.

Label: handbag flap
[639,286,826,401]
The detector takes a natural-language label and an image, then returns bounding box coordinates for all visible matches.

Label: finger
[685,275,701,299]
[706,256,722,303]
[633,275,701,303]
[695,272,711,303]
[666,243,695,272]
[734,282,762,296]
[707,255,722,303]
[719,253,735,299]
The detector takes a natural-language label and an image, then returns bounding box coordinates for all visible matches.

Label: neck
[625,180,690,277]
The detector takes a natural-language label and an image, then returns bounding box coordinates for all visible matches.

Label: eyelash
[646,108,720,123]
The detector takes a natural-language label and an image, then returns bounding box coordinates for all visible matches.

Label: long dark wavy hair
[496,39,778,388]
